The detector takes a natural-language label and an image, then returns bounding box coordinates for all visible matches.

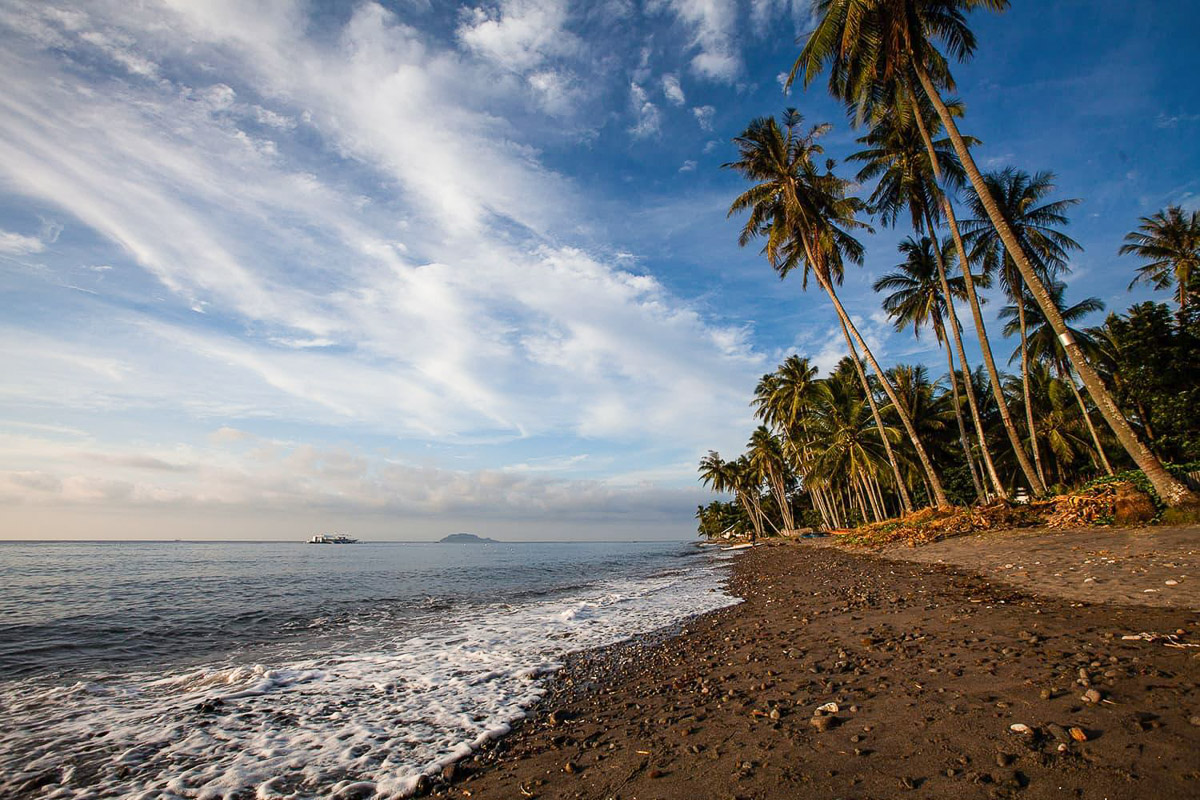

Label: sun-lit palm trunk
[1065,372,1114,476]
[920,206,1006,498]
[830,307,913,513]
[766,461,795,531]
[909,103,1044,496]
[913,61,1197,508]
[819,274,950,507]
[1016,297,1047,487]
[942,334,984,499]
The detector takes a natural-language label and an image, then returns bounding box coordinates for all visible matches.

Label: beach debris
[1189,716,1200,727]
[1082,689,1103,704]
[810,715,836,732]
[815,702,839,714]
[1068,726,1088,742]
[1046,723,1070,743]
[563,761,578,774]
[1008,723,1034,735]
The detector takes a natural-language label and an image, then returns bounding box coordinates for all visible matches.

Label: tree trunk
[821,278,951,507]
[914,61,1196,508]
[1066,369,1114,476]
[826,291,916,513]
[943,335,984,500]
[922,205,1005,498]
[1017,295,1047,488]
[767,462,795,531]
[910,101,1042,496]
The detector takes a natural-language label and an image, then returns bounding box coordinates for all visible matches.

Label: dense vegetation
[698,0,1199,539]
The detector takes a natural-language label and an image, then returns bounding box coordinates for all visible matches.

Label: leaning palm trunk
[909,103,1043,496]
[1065,371,1114,476]
[821,276,949,507]
[766,462,795,531]
[828,301,915,513]
[1017,297,1047,488]
[943,336,984,500]
[740,491,766,541]
[913,61,1196,508]
[922,206,1005,498]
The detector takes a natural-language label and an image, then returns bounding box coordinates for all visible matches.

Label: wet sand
[440,529,1200,799]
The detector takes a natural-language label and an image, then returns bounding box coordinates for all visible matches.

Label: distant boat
[308,534,359,544]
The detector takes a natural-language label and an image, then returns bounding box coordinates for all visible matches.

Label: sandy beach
[441,527,1200,799]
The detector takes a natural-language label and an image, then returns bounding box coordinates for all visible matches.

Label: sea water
[0,540,737,799]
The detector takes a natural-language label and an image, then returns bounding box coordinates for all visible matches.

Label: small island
[438,533,499,544]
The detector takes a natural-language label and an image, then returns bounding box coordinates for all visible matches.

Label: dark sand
[441,528,1200,799]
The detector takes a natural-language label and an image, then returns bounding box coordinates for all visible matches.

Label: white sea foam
[0,552,738,799]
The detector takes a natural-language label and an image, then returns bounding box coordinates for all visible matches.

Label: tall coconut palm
[963,168,1081,489]
[725,109,948,507]
[698,451,762,542]
[789,0,1196,507]
[1005,281,1113,476]
[807,373,896,523]
[874,237,984,499]
[885,363,956,503]
[733,454,779,537]
[752,357,840,526]
[748,426,795,531]
[1005,364,1093,487]
[850,107,1012,497]
[1120,205,1200,314]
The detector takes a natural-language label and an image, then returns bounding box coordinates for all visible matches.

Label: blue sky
[0,0,1197,540]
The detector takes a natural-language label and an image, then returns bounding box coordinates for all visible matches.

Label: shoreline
[438,527,1200,799]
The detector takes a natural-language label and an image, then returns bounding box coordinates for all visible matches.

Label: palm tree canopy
[874,236,967,342]
[961,168,1081,292]
[789,0,1009,112]
[1119,205,1200,310]
[848,97,974,230]
[724,110,871,288]
[753,356,821,433]
[1002,279,1104,373]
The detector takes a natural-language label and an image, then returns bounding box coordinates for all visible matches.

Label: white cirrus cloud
[0,0,768,533]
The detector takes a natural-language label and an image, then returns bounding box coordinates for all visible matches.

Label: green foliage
[695,501,747,539]
[1090,303,1200,463]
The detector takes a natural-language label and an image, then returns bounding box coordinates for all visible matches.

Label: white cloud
[457,0,580,73]
[656,0,741,83]
[0,228,45,254]
[0,0,770,531]
[679,160,697,172]
[629,82,661,138]
[749,0,817,35]
[692,104,715,130]
[662,73,686,105]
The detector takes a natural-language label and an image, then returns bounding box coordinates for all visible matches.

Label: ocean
[0,539,737,799]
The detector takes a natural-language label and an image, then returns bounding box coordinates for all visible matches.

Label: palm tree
[874,237,984,499]
[1120,205,1200,314]
[699,451,764,542]
[790,0,1196,508]
[1005,281,1113,475]
[963,168,1081,490]
[807,371,896,523]
[752,356,840,526]
[1005,364,1094,487]
[885,364,956,502]
[850,107,1010,498]
[725,109,947,507]
[748,426,795,531]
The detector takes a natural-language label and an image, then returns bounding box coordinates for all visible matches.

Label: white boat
[308,534,359,544]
